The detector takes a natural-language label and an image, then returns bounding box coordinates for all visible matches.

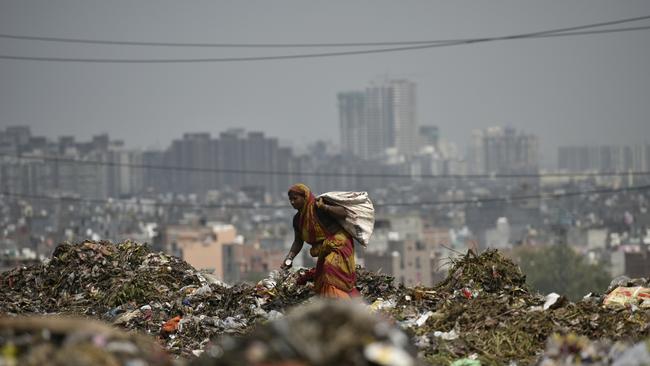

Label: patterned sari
[289,183,359,298]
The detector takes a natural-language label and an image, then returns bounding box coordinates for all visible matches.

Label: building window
[415,257,421,269]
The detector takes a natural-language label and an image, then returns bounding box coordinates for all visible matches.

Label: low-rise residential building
[162,223,238,278]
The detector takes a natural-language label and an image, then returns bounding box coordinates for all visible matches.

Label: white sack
[318,191,375,247]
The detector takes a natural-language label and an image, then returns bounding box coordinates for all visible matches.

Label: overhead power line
[1,184,649,209]
[1,23,649,63]
[3,153,650,179]
[1,14,648,48]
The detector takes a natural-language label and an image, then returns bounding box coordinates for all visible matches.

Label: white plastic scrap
[105,341,139,354]
[543,293,561,310]
[415,311,434,327]
[265,310,284,321]
[364,342,414,366]
[369,298,397,312]
[433,329,459,340]
[530,292,561,312]
[112,310,142,325]
[191,284,213,297]
[612,341,650,366]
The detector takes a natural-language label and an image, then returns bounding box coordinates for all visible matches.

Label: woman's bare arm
[288,230,304,259]
[282,230,304,269]
[321,202,347,220]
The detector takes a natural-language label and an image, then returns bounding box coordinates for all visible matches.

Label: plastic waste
[604,287,650,308]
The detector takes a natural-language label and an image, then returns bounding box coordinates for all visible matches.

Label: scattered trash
[0,315,172,366]
[433,329,459,341]
[161,315,182,334]
[193,299,417,366]
[536,332,650,366]
[1,242,649,365]
[603,286,650,308]
[370,298,397,312]
[0,240,313,358]
[450,358,481,366]
[415,311,434,327]
[530,293,566,311]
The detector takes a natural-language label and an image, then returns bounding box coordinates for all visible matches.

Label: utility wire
[1,184,649,209]
[1,14,648,48]
[1,24,649,63]
[2,153,650,179]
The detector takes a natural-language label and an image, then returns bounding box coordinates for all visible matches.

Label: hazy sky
[1,1,649,165]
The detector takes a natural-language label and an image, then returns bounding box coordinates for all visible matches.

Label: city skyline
[339,78,418,159]
[1,1,650,166]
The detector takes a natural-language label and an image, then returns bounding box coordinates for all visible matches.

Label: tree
[514,244,611,301]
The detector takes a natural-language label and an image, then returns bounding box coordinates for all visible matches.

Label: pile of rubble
[0,316,173,366]
[1,241,649,365]
[192,299,421,366]
[362,249,650,365]
[0,240,313,358]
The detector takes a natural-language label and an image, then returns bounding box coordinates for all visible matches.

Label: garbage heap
[1,241,650,365]
[0,240,314,358]
[0,316,173,366]
[366,249,650,365]
[191,299,422,366]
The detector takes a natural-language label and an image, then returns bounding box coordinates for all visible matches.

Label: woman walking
[281,183,360,299]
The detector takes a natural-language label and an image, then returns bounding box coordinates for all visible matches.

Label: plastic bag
[318,191,375,247]
[603,286,650,308]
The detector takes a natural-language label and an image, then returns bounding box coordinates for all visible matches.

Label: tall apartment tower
[470,126,539,174]
[338,79,418,159]
[389,79,418,157]
[338,91,367,158]
[365,82,394,159]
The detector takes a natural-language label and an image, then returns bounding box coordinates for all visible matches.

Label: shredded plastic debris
[192,300,417,366]
[0,315,173,366]
[1,242,649,365]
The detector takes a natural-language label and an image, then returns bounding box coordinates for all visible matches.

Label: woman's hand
[316,197,325,209]
[316,198,347,219]
[296,268,316,286]
[281,255,293,270]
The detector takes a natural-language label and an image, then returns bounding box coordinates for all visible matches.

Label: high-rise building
[468,129,485,174]
[470,126,539,174]
[558,144,650,184]
[558,144,648,172]
[419,125,439,148]
[146,129,298,196]
[365,82,394,159]
[390,79,418,157]
[166,133,212,194]
[338,91,367,158]
[338,79,418,160]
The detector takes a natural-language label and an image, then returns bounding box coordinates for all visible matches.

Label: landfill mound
[0,315,173,366]
[0,241,200,313]
[1,241,650,365]
[0,240,313,357]
[371,250,650,365]
[536,333,650,366]
[435,248,527,294]
[191,299,421,366]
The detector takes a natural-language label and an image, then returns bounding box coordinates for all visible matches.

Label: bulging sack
[318,191,375,247]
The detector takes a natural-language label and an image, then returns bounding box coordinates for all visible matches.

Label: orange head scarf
[288,183,322,243]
